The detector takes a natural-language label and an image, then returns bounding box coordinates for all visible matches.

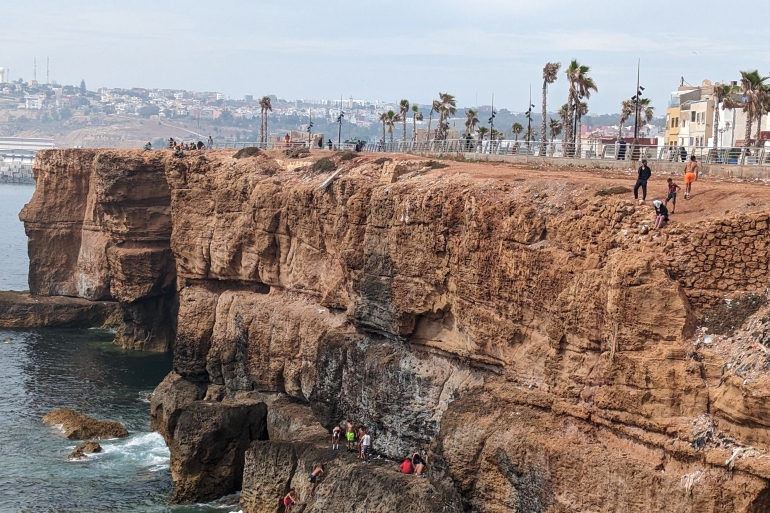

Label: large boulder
[68,441,102,460]
[167,399,269,504]
[42,409,128,440]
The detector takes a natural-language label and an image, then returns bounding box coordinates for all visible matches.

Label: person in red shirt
[283,488,298,512]
[399,458,414,474]
[665,178,681,214]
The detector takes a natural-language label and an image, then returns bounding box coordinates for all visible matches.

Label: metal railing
[361,139,770,166]
[212,141,359,151]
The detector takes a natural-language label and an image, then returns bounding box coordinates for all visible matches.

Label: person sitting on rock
[332,425,341,450]
[399,457,414,474]
[143,142,152,151]
[283,488,298,512]
[653,200,669,230]
[346,420,355,452]
[412,451,427,477]
[309,464,324,497]
[174,146,184,158]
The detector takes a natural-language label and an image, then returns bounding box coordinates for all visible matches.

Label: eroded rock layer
[30,149,770,510]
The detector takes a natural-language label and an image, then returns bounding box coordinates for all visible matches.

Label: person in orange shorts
[683,155,699,199]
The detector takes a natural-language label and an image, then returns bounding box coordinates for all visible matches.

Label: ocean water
[0,185,237,511]
[0,184,34,290]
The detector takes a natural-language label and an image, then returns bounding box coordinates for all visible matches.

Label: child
[332,425,341,450]
[665,178,681,214]
[283,488,298,512]
[653,200,669,230]
[309,464,325,497]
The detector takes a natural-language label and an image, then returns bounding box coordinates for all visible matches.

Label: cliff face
[20,149,176,350]
[27,149,770,510]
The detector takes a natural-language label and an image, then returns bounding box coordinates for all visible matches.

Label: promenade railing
[213,141,358,151]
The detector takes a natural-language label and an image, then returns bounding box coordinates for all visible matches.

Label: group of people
[332,421,374,463]
[633,155,700,230]
[398,451,428,477]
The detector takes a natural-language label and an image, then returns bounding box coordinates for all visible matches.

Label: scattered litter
[681,470,702,493]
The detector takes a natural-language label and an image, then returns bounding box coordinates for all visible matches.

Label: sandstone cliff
[28,149,770,511]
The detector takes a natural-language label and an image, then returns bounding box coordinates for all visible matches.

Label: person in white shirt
[361,430,372,463]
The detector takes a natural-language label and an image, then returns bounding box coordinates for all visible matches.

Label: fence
[213,141,359,151]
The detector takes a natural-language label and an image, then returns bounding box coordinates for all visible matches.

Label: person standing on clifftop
[361,429,372,464]
[207,136,213,150]
[634,159,652,201]
[684,156,699,199]
[332,425,341,450]
[665,178,681,214]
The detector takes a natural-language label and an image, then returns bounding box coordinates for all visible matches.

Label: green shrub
[594,186,631,197]
[313,157,337,173]
[335,150,357,161]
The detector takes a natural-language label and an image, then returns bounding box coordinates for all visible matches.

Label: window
[690,137,694,146]
[682,119,686,128]
[691,111,696,122]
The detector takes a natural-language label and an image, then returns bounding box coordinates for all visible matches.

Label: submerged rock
[68,441,102,460]
[42,409,128,440]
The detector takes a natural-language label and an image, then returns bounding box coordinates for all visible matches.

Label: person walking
[683,156,699,199]
[634,159,652,201]
[665,178,681,214]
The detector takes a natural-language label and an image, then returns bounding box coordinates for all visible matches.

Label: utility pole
[525,84,535,153]
[307,107,313,148]
[337,95,345,149]
[632,59,645,160]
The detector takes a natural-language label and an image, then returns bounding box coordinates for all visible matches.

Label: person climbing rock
[683,156,699,199]
[346,420,355,452]
[309,464,325,497]
[653,200,669,230]
[283,488,298,512]
[665,178,681,214]
[332,425,341,450]
[634,159,652,201]
[399,457,414,474]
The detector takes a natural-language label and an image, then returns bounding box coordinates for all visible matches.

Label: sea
[0,184,238,512]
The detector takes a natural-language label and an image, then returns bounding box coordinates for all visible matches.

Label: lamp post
[631,59,646,161]
[307,108,313,148]
[525,84,535,154]
[488,94,496,154]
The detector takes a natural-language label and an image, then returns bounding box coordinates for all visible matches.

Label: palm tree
[633,98,655,137]
[477,126,489,140]
[258,96,272,147]
[712,82,741,149]
[618,99,634,141]
[436,93,457,140]
[426,100,440,141]
[564,60,598,156]
[575,101,588,157]
[465,109,479,136]
[512,122,523,141]
[740,70,768,145]
[411,104,423,142]
[399,99,410,142]
[540,62,561,155]
[755,93,770,147]
[378,112,388,143]
[384,110,400,145]
[548,118,562,155]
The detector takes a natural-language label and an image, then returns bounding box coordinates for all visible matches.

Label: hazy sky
[2,0,769,114]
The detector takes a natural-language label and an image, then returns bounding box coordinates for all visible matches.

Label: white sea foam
[99,431,170,469]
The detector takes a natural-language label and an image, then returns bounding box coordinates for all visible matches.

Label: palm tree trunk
[381,122,386,143]
[746,107,753,146]
[756,112,763,148]
[576,113,582,158]
[540,80,547,156]
[402,117,407,143]
[713,103,720,150]
[564,93,574,157]
[427,111,433,141]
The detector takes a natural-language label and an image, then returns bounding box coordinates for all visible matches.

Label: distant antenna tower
[46,57,49,85]
[33,57,37,83]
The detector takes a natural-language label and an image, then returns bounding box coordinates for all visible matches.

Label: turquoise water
[0,185,238,512]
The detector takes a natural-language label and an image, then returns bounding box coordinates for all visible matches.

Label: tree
[412,104,423,142]
[476,126,489,141]
[399,99,410,142]
[435,93,457,140]
[465,109,479,136]
[740,70,768,145]
[633,98,655,138]
[384,110,401,144]
[512,122,523,141]
[575,101,588,157]
[379,112,388,142]
[79,79,87,94]
[258,96,272,146]
[138,105,160,118]
[712,82,741,149]
[548,118,562,155]
[564,60,598,156]
[618,99,634,141]
[426,100,440,141]
[540,62,561,155]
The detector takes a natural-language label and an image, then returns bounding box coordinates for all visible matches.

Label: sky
[1,0,769,114]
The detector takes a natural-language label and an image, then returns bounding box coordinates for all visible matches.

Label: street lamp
[336,110,345,149]
[307,108,313,148]
[488,94,496,153]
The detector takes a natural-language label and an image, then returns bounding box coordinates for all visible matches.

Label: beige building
[664,80,715,150]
